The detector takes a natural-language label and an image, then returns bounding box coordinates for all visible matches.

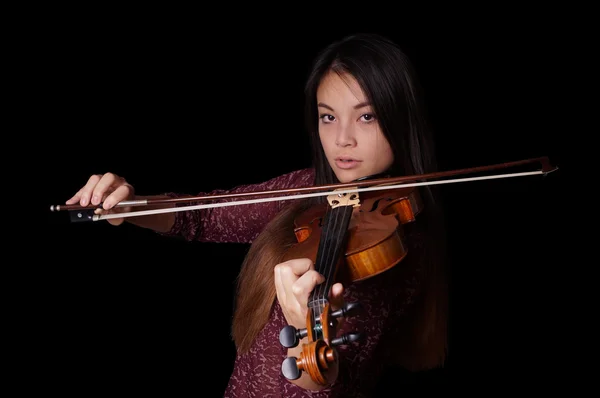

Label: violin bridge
[327,187,360,209]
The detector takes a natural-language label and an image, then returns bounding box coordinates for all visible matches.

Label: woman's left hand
[274,258,344,329]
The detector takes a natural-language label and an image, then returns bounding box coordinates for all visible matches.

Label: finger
[76,174,102,206]
[274,259,316,305]
[329,282,344,310]
[292,270,325,304]
[103,183,134,210]
[287,258,314,276]
[65,188,83,204]
[91,173,121,206]
[274,263,289,306]
[93,189,116,214]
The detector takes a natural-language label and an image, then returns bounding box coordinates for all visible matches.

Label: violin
[49,156,558,386]
[277,183,423,385]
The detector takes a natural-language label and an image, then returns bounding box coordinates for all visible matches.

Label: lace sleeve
[159,168,315,244]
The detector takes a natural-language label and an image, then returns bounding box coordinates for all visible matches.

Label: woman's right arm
[65,169,315,243]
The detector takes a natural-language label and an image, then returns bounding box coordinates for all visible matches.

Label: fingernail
[92,195,99,204]
[81,195,87,206]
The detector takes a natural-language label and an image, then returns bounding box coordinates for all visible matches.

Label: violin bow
[50,156,558,222]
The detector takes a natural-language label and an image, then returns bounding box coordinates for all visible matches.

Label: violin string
[324,206,351,301]
[322,205,344,305]
[309,208,326,324]
[310,205,335,319]
[315,206,338,306]
[90,170,544,221]
[310,203,341,320]
[313,203,352,310]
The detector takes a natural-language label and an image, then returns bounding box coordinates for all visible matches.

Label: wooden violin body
[283,185,423,282]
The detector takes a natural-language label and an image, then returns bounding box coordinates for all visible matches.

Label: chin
[334,170,361,183]
[336,168,391,184]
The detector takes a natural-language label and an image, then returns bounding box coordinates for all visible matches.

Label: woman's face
[317,71,394,183]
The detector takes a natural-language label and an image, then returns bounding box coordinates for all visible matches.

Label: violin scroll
[281,339,336,384]
[279,301,362,384]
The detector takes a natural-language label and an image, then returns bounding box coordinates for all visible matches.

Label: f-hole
[359,197,393,213]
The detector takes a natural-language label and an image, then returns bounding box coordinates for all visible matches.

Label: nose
[335,122,357,147]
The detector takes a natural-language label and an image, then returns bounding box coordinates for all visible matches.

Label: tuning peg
[281,356,301,380]
[331,332,362,347]
[281,339,337,384]
[279,325,308,348]
[330,301,361,318]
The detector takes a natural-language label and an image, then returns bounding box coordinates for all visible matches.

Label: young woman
[65,33,449,396]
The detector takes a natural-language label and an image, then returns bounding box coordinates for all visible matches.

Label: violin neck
[308,204,354,308]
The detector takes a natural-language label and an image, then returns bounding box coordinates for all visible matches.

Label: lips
[335,156,362,169]
[336,156,361,162]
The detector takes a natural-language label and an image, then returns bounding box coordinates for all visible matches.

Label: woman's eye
[320,114,335,122]
[361,113,375,122]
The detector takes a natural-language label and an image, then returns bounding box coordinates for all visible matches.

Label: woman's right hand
[65,173,135,226]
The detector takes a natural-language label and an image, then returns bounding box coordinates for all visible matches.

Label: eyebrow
[318,101,371,111]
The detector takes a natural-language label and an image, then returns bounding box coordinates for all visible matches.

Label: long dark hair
[301,32,448,369]
[232,33,448,368]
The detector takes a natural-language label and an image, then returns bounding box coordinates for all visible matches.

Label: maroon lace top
[162,168,427,397]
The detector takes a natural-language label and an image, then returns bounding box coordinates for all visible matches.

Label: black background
[21,5,583,395]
